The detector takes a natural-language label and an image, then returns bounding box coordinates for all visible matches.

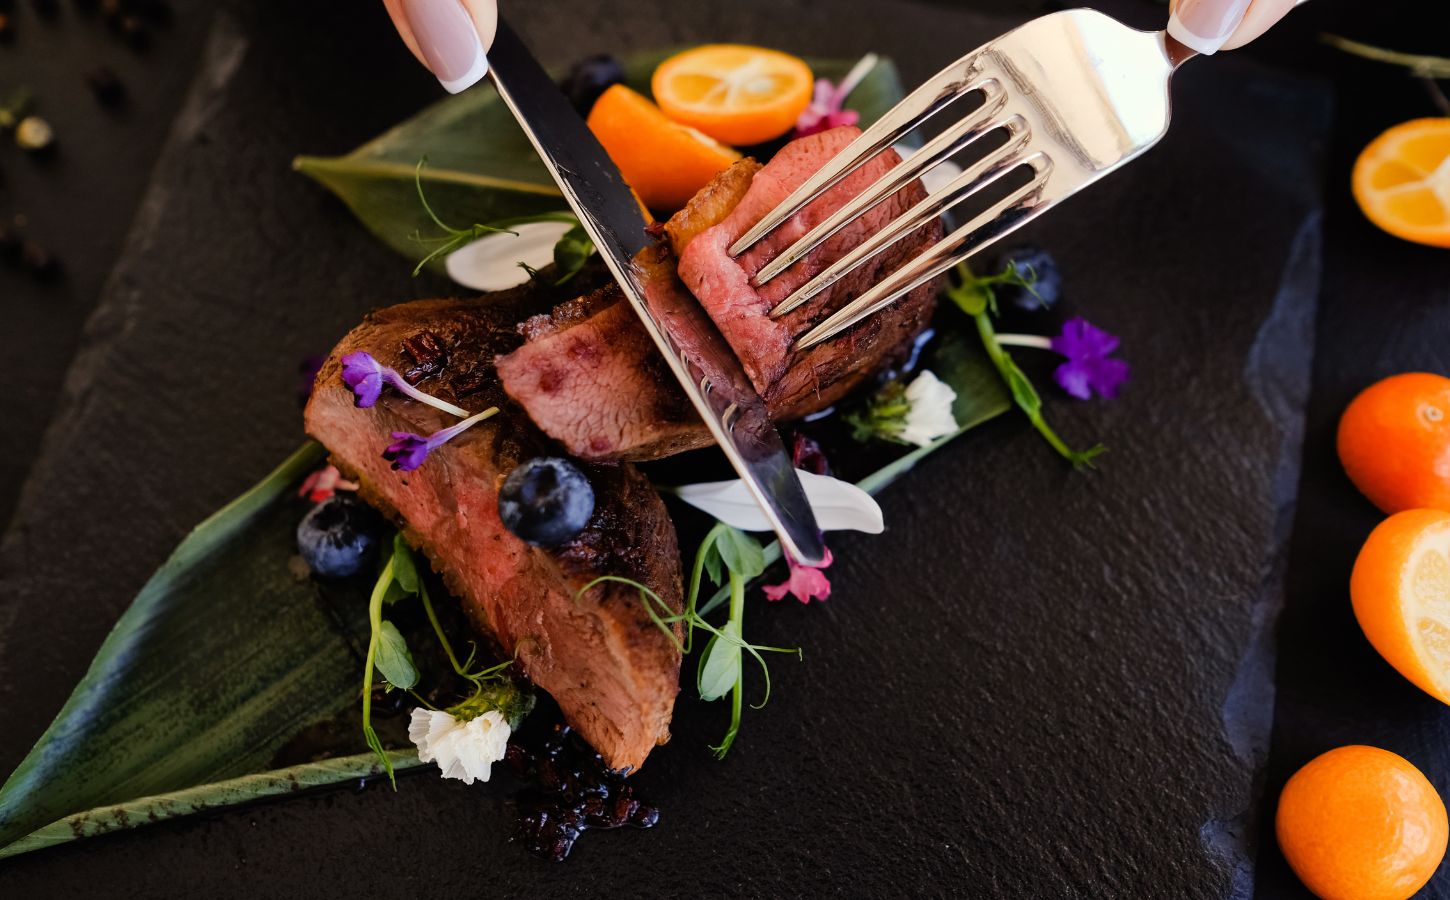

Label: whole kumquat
[1338,372,1450,514]
[1277,745,1447,900]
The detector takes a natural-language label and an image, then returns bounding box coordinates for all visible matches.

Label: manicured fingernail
[1168,0,1253,55]
[402,0,489,93]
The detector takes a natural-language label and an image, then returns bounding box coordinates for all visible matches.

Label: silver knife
[486,20,826,566]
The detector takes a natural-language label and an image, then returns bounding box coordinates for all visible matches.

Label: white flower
[675,469,884,534]
[408,708,510,784]
[898,370,959,447]
[443,220,575,291]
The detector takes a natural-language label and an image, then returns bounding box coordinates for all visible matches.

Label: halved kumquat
[1351,508,1450,705]
[1352,118,1450,248]
[652,44,814,146]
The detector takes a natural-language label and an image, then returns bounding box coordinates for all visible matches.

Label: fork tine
[794,153,1054,351]
[768,116,1030,319]
[752,80,1008,289]
[727,51,991,258]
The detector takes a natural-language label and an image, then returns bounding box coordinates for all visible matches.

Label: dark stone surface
[2,0,1420,896]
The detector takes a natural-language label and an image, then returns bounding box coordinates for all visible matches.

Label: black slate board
[0,1,1330,895]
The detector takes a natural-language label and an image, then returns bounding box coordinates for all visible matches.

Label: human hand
[383,0,499,93]
[1168,0,1300,55]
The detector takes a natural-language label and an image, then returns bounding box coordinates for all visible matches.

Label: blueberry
[994,246,1062,311]
[296,495,381,578]
[498,458,595,547]
[559,55,625,115]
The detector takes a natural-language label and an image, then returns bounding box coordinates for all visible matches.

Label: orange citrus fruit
[586,84,742,213]
[1338,373,1450,514]
[1351,508,1450,704]
[1352,118,1450,248]
[652,44,814,146]
[1277,745,1447,900]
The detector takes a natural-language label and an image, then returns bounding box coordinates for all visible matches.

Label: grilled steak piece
[304,286,684,773]
[497,128,940,459]
[678,126,940,419]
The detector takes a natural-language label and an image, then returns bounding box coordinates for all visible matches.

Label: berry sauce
[506,725,660,861]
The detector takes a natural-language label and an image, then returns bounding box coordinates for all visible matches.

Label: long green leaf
[0,751,425,860]
[293,53,908,271]
[0,442,374,850]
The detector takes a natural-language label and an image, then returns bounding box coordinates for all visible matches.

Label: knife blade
[485,20,826,566]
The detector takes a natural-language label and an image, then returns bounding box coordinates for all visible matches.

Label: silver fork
[732,4,1309,351]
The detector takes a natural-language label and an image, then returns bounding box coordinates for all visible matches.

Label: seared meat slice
[678,126,940,419]
[495,284,711,460]
[304,287,683,773]
[497,129,940,459]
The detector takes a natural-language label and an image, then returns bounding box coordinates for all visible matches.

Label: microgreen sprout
[946,262,1106,469]
[410,157,593,282]
[580,523,800,759]
[360,534,530,786]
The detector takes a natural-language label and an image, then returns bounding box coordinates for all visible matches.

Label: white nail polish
[403,0,490,94]
[1168,0,1253,55]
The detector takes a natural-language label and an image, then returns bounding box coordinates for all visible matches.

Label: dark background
[1,0,1448,896]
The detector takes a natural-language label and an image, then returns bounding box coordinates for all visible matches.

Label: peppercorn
[84,66,126,106]
[15,116,53,151]
[20,241,58,279]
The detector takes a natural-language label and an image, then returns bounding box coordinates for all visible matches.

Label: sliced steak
[304,286,684,773]
[679,125,941,419]
[498,130,940,459]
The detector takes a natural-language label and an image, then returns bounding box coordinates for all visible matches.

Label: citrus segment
[586,84,742,213]
[652,44,814,145]
[1352,118,1450,247]
[1277,745,1447,900]
[1351,509,1450,704]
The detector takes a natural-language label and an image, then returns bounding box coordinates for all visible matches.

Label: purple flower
[1049,317,1130,400]
[339,350,470,418]
[381,408,497,472]
[340,351,386,408]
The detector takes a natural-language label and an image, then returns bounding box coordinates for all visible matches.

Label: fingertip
[1218,0,1298,51]
[382,0,427,67]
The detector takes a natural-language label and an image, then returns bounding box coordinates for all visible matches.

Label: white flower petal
[675,469,884,534]
[408,707,510,784]
[444,221,574,292]
[898,370,959,447]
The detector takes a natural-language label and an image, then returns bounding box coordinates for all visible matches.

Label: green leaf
[702,539,724,588]
[375,621,420,690]
[715,527,765,580]
[697,622,743,702]
[389,533,420,596]
[552,223,595,285]
[0,442,376,851]
[292,53,907,272]
[0,750,425,861]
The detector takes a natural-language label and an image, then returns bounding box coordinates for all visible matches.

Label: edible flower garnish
[673,469,884,534]
[899,370,959,446]
[408,708,511,784]
[794,53,877,137]
[845,369,958,447]
[383,408,500,472]
[339,350,469,417]
[297,464,358,503]
[362,535,533,786]
[1049,317,1131,400]
[763,547,834,604]
[946,261,1106,469]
